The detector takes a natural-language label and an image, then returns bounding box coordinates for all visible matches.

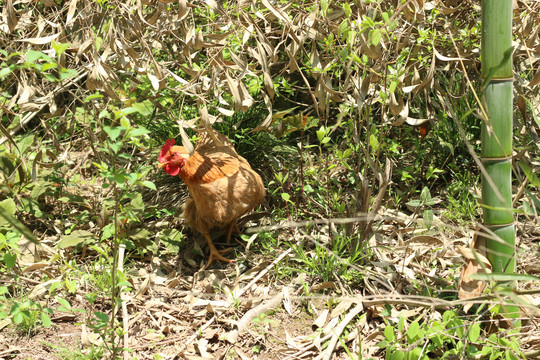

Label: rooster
[158,131,265,269]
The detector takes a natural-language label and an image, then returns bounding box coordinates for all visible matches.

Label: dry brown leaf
[6,0,18,32]
[65,0,79,25]
[18,33,60,44]
[457,236,491,311]
[310,281,337,292]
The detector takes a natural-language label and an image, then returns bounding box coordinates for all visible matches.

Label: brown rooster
[158,131,265,269]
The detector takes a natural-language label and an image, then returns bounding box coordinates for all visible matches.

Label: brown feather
[167,132,265,243]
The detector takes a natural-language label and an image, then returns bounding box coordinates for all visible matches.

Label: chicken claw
[203,233,234,269]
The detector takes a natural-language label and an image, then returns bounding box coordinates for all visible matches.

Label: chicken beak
[158,162,167,170]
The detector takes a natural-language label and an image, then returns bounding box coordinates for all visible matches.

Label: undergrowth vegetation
[0,0,539,358]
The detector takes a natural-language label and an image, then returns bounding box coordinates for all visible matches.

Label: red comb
[159,139,175,163]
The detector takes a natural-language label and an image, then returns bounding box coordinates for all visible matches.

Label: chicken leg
[202,232,234,269]
[225,221,241,244]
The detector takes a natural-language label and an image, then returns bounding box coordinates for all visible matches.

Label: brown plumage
[158,131,265,269]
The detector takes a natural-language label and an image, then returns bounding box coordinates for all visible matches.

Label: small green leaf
[0,198,16,226]
[56,297,71,310]
[26,50,47,63]
[139,180,156,191]
[384,325,395,341]
[51,40,70,56]
[408,321,419,342]
[423,209,433,229]
[129,127,150,137]
[58,230,96,248]
[0,202,38,244]
[420,187,431,203]
[518,161,540,187]
[131,100,154,117]
[13,312,23,324]
[369,134,379,152]
[94,311,109,322]
[85,93,104,102]
[103,126,123,141]
[405,199,422,207]
[41,312,52,327]
[101,223,115,240]
[3,252,16,269]
[59,68,78,80]
[0,65,15,78]
[281,193,291,202]
[371,28,382,46]
[468,322,481,342]
[114,172,127,184]
[42,62,57,71]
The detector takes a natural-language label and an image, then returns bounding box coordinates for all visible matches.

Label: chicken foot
[202,232,234,269]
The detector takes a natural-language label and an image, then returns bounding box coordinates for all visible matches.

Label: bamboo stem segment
[480,0,515,275]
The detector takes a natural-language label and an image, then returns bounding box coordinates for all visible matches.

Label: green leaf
[408,321,419,342]
[405,199,422,207]
[26,50,47,63]
[371,28,382,46]
[114,172,127,184]
[57,230,96,248]
[85,93,104,102]
[56,297,72,311]
[129,127,150,137]
[0,198,16,226]
[131,100,154,117]
[41,312,52,327]
[3,252,16,269]
[21,198,44,218]
[129,228,150,243]
[59,68,78,80]
[518,161,540,187]
[13,312,23,324]
[42,62,57,71]
[94,311,109,322]
[101,223,115,240]
[51,40,70,56]
[389,350,405,360]
[423,209,433,229]
[384,325,395,341]
[369,134,379,152]
[103,126,124,141]
[420,187,431,203]
[0,65,15,78]
[139,180,156,191]
[468,322,481,342]
[281,193,291,202]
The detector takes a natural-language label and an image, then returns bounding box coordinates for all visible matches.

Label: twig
[234,247,293,299]
[317,303,364,360]
[237,290,285,335]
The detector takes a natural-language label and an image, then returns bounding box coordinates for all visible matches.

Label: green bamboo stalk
[481,0,514,273]
[481,0,519,320]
